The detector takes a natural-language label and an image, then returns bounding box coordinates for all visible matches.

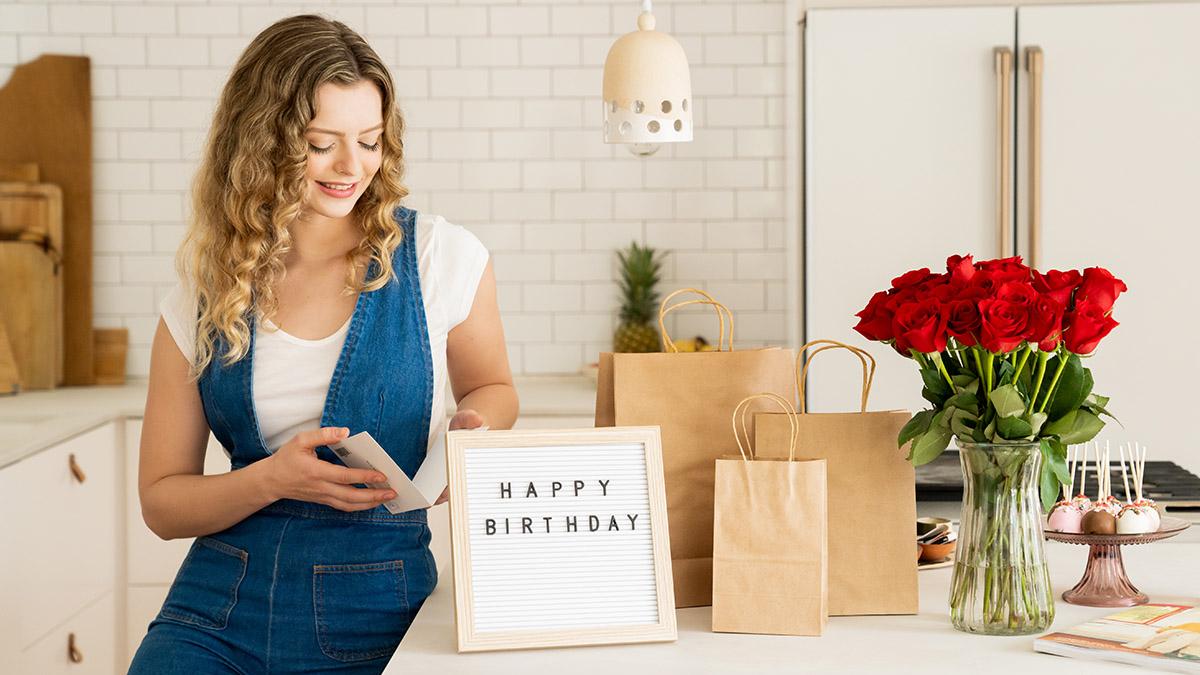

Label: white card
[329,424,486,514]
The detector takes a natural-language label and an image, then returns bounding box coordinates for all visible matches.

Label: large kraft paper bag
[713,394,827,636]
[755,340,917,616]
[596,289,795,608]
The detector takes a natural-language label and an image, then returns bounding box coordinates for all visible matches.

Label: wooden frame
[446,426,676,653]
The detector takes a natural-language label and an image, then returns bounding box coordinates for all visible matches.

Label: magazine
[1035,604,1200,672]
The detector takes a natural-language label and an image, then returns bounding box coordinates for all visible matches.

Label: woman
[129,15,517,674]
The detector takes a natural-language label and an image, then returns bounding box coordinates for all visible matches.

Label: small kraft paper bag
[713,393,827,636]
[595,288,796,608]
[755,340,917,617]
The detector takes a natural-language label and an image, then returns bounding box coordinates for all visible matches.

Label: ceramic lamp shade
[602,5,693,145]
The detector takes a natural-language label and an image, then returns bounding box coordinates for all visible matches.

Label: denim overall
[129,207,437,674]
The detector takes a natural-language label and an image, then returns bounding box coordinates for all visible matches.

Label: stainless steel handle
[1025,46,1044,269]
[994,47,1014,258]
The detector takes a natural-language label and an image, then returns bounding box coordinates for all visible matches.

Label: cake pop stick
[1119,444,1132,503]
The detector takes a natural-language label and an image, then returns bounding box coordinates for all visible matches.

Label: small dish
[919,539,956,563]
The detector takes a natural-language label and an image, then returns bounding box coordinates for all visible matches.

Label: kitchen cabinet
[0,422,119,673]
[804,3,1200,474]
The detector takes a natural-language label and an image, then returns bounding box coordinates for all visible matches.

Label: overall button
[159,536,249,630]
[313,560,410,662]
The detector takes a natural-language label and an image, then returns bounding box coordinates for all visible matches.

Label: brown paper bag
[755,340,917,616]
[595,288,795,608]
[713,393,827,636]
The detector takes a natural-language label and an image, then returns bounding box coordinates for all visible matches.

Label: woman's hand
[433,409,488,506]
[262,427,397,512]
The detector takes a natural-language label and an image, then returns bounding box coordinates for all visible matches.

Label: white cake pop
[1118,443,1160,534]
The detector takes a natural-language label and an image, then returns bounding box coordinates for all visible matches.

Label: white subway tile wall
[0,0,789,377]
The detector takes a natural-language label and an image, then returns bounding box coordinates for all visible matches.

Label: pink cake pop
[1047,444,1083,533]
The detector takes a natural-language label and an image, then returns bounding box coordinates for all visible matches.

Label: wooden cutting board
[0,241,62,390]
[0,55,93,385]
[0,321,18,394]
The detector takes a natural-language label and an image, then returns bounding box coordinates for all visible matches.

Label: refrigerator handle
[994,47,1014,258]
[1025,46,1044,269]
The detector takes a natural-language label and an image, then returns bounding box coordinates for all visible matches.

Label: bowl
[917,516,952,536]
[919,540,957,562]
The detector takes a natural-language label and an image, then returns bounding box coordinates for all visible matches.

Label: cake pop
[1047,444,1083,533]
[1117,442,1161,534]
[1082,445,1118,535]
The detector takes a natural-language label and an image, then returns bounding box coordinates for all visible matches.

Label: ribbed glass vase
[949,442,1055,635]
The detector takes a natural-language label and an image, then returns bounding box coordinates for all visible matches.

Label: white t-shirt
[159,212,490,454]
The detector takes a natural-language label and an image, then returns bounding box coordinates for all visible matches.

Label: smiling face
[301,80,385,224]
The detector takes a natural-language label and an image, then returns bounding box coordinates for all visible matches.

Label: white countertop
[391,539,1200,673]
[0,375,598,470]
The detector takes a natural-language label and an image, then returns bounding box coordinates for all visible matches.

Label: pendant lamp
[602,0,693,157]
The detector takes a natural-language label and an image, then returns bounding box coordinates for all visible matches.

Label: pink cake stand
[1044,515,1190,607]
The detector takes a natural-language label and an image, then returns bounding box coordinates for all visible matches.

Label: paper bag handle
[732,393,798,462]
[658,288,735,353]
[796,340,876,414]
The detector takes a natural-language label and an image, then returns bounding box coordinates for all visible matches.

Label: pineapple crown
[616,241,662,324]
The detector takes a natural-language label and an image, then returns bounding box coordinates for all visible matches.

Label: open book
[1035,604,1200,672]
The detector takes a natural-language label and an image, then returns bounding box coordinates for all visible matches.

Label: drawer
[124,585,170,670]
[125,419,229,584]
[0,423,117,650]
[20,591,116,675]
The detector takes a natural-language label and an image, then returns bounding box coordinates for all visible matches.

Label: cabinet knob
[68,453,86,484]
[67,632,83,663]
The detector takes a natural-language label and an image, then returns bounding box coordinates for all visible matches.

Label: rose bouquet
[853,254,1124,509]
[852,254,1125,634]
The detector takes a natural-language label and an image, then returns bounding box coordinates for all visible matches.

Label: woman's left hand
[434,409,487,505]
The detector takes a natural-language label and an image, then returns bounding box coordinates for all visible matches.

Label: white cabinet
[123,418,228,669]
[804,3,1200,474]
[18,592,116,675]
[0,422,119,673]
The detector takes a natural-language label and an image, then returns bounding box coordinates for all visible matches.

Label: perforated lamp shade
[602,2,693,145]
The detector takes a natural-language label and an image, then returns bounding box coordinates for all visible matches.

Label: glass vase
[949,441,1055,635]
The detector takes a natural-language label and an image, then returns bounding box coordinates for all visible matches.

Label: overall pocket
[159,536,248,630]
[313,560,411,662]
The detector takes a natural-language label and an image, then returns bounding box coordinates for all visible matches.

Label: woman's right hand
[263,427,397,511]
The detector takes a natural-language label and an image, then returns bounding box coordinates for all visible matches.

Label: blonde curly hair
[179,14,408,379]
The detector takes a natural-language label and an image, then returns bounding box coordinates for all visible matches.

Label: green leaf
[988,384,1026,418]
[1083,392,1121,425]
[898,410,935,449]
[1028,412,1048,437]
[948,408,979,439]
[909,415,952,466]
[996,359,1016,387]
[1044,409,1105,445]
[921,368,951,397]
[997,415,1033,440]
[947,392,980,412]
[1041,438,1071,483]
[1045,355,1092,420]
[1040,462,1062,512]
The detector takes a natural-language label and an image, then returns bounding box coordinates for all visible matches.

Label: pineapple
[613,241,663,353]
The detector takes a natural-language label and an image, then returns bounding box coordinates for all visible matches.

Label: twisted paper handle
[658,288,735,353]
[796,340,876,413]
[732,392,799,463]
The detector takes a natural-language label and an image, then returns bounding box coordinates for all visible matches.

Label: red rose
[891,299,948,354]
[1025,295,1065,351]
[853,291,895,342]
[946,299,981,347]
[891,268,935,291]
[975,256,1031,284]
[946,254,976,285]
[1032,269,1082,307]
[997,281,1038,307]
[1075,267,1127,312]
[966,270,1001,299]
[915,274,957,302]
[978,299,1029,353]
[1063,300,1119,355]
